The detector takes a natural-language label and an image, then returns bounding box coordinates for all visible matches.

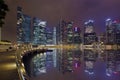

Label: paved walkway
[0,51,19,80]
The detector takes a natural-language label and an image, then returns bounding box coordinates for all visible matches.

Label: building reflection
[57,49,82,74]
[84,50,98,75]
[27,48,120,79]
[31,49,56,76]
[105,50,120,76]
[32,53,46,76]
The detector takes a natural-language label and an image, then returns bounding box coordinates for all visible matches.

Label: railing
[16,48,30,80]
[15,45,49,80]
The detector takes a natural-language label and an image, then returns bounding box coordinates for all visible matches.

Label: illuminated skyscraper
[22,14,31,43]
[66,21,74,44]
[84,20,98,45]
[84,20,94,33]
[17,7,23,43]
[17,7,31,44]
[106,19,120,44]
[113,20,120,44]
[57,20,82,45]
[106,19,115,44]
[45,27,53,45]
[57,20,68,44]
[32,17,46,45]
[73,27,81,44]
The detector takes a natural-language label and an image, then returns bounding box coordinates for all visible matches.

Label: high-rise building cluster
[17,7,54,45]
[17,7,120,45]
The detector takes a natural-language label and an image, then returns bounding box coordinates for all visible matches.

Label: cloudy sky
[3,0,120,42]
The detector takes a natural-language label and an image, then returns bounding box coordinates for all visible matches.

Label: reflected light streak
[75,63,78,68]
[6,56,16,59]
[0,63,16,70]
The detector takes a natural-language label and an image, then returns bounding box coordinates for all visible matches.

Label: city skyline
[3,0,120,42]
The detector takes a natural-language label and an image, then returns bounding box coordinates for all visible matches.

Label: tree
[0,0,9,41]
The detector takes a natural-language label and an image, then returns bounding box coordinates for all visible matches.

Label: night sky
[3,0,120,42]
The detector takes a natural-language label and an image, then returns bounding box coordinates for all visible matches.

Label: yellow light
[0,63,16,70]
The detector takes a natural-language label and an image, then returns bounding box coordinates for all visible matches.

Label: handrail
[15,48,30,80]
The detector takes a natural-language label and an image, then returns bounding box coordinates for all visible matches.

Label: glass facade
[33,17,46,45]
[57,20,82,45]
[45,27,54,45]
[17,7,31,44]
[106,19,120,44]
[84,20,98,45]
[73,27,81,44]
[106,19,115,44]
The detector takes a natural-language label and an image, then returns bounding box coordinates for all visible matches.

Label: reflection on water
[24,49,120,80]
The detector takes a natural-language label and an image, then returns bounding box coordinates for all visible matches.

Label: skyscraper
[84,20,98,45]
[73,27,81,44]
[56,20,74,45]
[45,27,54,45]
[106,19,120,44]
[17,7,23,43]
[66,22,74,44]
[32,17,46,45]
[112,20,120,44]
[17,7,31,44]
[106,19,115,44]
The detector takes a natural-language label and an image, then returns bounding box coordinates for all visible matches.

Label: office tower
[56,20,74,45]
[17,7,31,44]
[73,27,82,44]
[84,20,98,45]
[106,19,120,44]
[106,19,116,44]
[17,7,23,43]
[53,27,56,45]
[56,20,67,45]
[46,27,53,45]
[22,14,31,43]
[66,22,74,44]
[33,17,46,45]
[112,20,120,44]
[99,32,106,43]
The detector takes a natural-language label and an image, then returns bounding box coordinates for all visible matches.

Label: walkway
[0,51,19,80]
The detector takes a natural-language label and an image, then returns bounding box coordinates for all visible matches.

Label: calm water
[23,49,120,80]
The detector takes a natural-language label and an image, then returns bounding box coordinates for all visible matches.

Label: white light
[85,70,88,72]
[88,20,94,22]
[106,73,111,76]
[38,21,46,26]
[106,18,111,21]
[84,22,88,25]
[89,72,94,75]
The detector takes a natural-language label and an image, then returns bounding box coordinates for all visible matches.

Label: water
[23,49,120,80]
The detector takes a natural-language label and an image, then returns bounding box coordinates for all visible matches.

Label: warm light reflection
[0,63,16,70]
[6,56,16,59]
